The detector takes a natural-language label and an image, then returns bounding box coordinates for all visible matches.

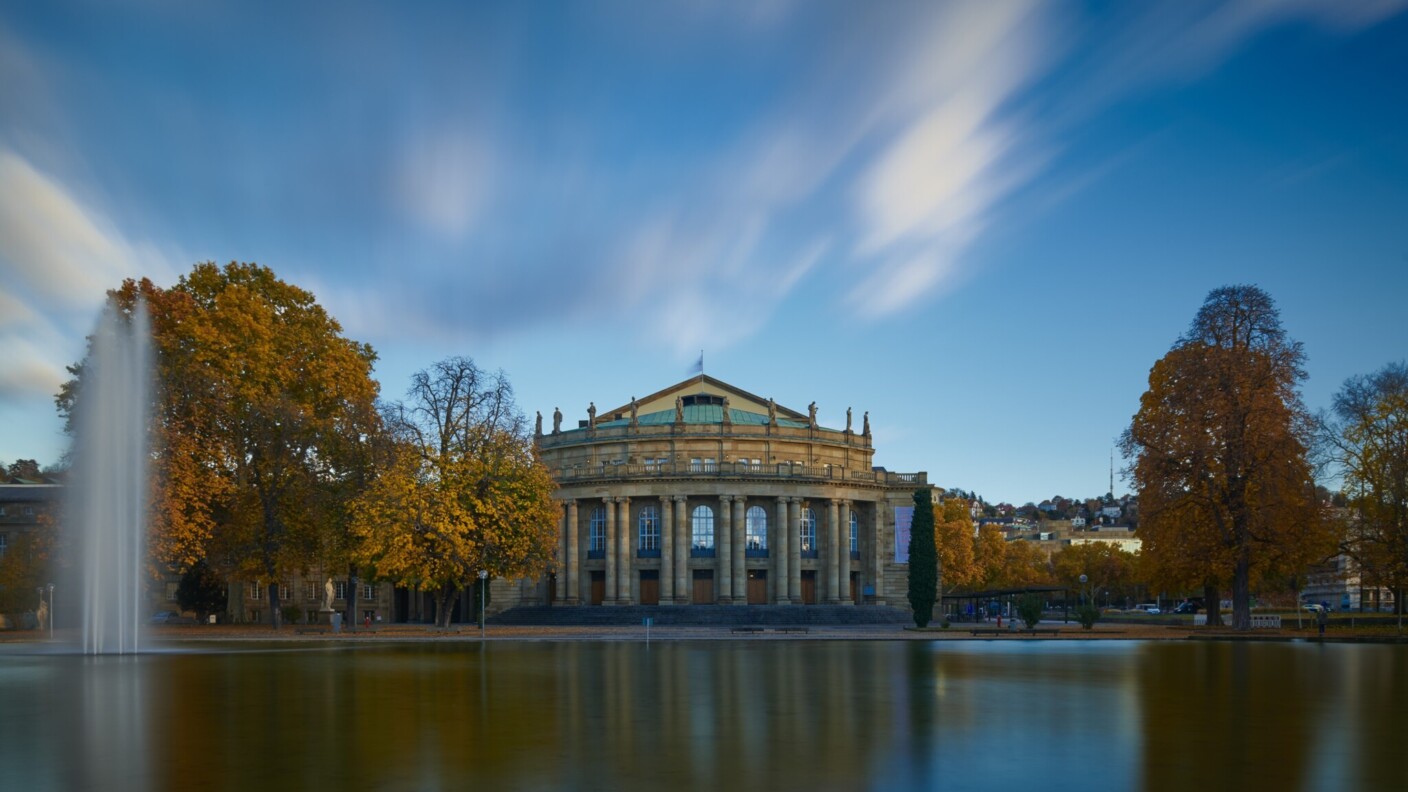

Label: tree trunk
[435,585,457,629]
[1203,582,1221,627]
[1232,553,1252,631]
[347,564,359,632]
[268,580,282,630]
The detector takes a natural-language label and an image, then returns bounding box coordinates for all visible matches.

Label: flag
[690,351,704,376]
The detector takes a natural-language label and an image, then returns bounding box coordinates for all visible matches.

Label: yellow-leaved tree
[350,357,557,628]
[935,498,977,608]
[58,264,382,630]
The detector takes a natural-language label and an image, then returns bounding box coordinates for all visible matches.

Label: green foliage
[1017,593,1044,629]
[1076,603,1100,630]
[907,489,938,628]
[176,560,227,621]
[281,605,303,625]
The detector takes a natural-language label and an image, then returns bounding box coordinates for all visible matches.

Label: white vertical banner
[894,506,914,564]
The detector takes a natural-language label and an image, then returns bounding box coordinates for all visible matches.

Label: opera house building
[530,375,929,608]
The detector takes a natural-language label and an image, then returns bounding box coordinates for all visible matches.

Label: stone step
[488,604,912,627]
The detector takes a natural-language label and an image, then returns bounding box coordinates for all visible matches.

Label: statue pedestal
[326,609,341,633]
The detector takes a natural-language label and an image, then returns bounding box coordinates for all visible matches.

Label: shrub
[1017,593,1044,629]
[1076,603,1100,630]
[281,605,303,625]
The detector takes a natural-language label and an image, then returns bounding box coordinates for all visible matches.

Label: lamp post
[36,587,44,635]
[478,569,488,639]
[47,583,55,639]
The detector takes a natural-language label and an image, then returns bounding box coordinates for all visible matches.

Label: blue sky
[2,1,1406,505]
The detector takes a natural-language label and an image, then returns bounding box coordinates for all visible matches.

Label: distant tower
[1109,449,1114,499]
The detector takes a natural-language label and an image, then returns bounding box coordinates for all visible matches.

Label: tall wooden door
[590,571,605,605]
[639,571,660,605]
[800,571,817,604]
[747,570,767,604]
[850,572,860,604]
[692,570,715,604]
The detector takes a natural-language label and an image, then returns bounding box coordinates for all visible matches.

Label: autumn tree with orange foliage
[1051,542,1138,606]
[59,264,382,630]
[1122,286,1333,630]
[350,358,557,628]
[935,498,977,605]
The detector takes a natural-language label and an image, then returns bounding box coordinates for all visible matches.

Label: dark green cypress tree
[907,489,938,627]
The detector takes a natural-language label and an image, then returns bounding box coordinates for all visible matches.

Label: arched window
[589,507,606,555]
[691,505,714,551]
[800,508,817,557]
[746,506,768,551]
[639,506,660,551]
[850,510,859,555]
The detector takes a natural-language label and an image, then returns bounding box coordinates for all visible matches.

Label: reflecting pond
[1,640,1404,791]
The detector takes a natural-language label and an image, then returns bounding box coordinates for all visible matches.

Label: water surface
[1,640,1403,791]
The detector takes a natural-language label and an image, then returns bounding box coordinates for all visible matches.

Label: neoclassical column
[788,498,802,603]
[872,503,886,605]
[732,498,747,603]
[659,494,675,605]
[604,496,617,604]
[826,499,841,604]
[718,495,733,604]
[566,500,580,605]
[617,496,632,604]
[774,497,790,604]
[674,496,690,603]
[838,500,852,605]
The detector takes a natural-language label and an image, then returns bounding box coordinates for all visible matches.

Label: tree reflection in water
[0,641,1404,791]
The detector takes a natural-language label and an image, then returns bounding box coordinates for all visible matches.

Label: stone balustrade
[551,461,925,486]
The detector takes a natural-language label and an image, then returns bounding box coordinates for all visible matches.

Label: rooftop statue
[552,407,562,434]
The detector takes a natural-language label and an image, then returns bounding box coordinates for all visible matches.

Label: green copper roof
[595,404,813,429]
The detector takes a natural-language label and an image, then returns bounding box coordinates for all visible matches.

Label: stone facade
[531,375,929,607]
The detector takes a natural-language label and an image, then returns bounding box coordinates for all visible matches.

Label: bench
[1021,629,1060,636]
[731,626,764,634]
[294,627,328,635]
[774,627,809,634]
[969,630,1008,636]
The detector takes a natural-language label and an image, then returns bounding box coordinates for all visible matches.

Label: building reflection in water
[1,640,1405,791]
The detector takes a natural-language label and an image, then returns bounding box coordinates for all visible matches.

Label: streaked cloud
[0,148,176,399]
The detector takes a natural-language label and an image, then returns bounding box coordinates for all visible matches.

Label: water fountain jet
[69,299,152,655]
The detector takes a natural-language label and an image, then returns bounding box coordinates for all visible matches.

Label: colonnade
[558,494,863,606]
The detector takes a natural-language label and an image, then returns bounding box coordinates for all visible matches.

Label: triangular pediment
[601,374,806,423]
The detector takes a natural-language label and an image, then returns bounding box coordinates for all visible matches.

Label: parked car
[1135,603,1161,615]
[149,611,180,624]
[1302,603,1328,613]
[1172,602,1200,614]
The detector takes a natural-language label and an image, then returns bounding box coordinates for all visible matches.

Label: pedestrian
[1316,606,1327,638]
[364,613,372,629]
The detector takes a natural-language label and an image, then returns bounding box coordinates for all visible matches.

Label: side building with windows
[529,375,930,606]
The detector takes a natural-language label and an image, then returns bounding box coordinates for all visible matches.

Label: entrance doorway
[747,569,768,604]
[548,573,557,605]
[639,570,660,605]
[692,570,715,604]
[850,572,860,604]
[590,571,605,605]
[800,570,817,605]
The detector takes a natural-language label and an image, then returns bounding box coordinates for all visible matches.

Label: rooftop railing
[550,460,925,486]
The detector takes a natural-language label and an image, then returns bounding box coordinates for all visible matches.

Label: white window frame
[746,506,768,550]
[638,506,660,551]
[800,508,817,553]
[691,505,714,550]
[589,507,607,552]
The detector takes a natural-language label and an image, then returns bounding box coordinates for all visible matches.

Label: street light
[47,584,54,639]
[478,569,489,639]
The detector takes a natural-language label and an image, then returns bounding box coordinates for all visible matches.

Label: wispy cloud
[0,148,177,399]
